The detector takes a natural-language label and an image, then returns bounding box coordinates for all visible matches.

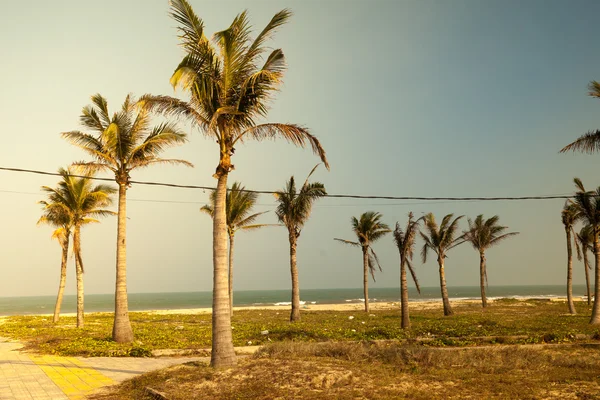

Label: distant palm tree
[141,0,329,367]
[393,212,422,329]
[335,211,390,313]
[420,213,464,316]
[39,167,116,327]
[560,81,600,154]
[562,202,582,314]
[201,181,271,314]
[62,94,191,342]
[571,178,600,324]
[576,225,594,306]
[275,166,326,322]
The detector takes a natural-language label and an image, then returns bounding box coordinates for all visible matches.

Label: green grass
[0,299,599,357]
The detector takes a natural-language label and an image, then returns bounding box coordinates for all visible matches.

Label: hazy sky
[1,0,599,298]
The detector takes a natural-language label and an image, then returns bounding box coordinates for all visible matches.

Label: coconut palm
[201,181,271,314]
[140,0,329,367]
[571,178,600,324]
[335,212,390,313]
[392,212,422,329]
[61,94,191,342]
[576,225,594,306]
[560,81,600,154]
[420,213,464,316]
[275,166,326,322]
[561,203,582,314]
[39,167,116,327]
[462,215,519,309]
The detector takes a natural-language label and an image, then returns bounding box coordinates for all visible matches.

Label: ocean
[0,285,588,316]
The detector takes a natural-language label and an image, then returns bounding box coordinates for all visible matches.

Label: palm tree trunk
[211,173,237,367]
[566,227,576,315]
[480,251,487,308]
[53,236,69,323]
[583,249,592,306]
[228,233,234,316]
[400,254,410,329]
[590,229,600,325]
[438,255,453,316]
[290,229,301,322]
[363,247,369,313]
[112,183,134,343]
[74,226,84,328]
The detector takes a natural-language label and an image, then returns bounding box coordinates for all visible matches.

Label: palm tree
[561,203,582,314]
[201,181,271,314]
[61,94,191,342]
[420,213,464,316]
[392,212,422,329]
[37,203,72,323]
[576,225,594,306]
[275,166,326,322]
[39,167,116,327]
[335,212,390,313]
[560,81,600,154]
[140,0,329,367]
[462,215,519,308]
[571,178,600,324]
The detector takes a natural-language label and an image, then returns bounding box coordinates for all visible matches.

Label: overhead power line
[0,165,576,202]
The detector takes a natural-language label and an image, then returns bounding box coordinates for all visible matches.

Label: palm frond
[406,258,421,294]
[334,238,360,247]
[560,130,600,154]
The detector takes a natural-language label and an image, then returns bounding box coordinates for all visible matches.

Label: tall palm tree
[141,0,329,367]
[37,204,72,323]
[571,178,600,324]
[39,167,116,327]
[462,215,519,308]
[560,81,600,154]
[392,212,422,329]
[275,165,326,322]
[561,203,582,314]
[201,181,271,314]
[576,225,594,306]
[61,94,191,342]
[420,213,464,316]
[335,212,390,313]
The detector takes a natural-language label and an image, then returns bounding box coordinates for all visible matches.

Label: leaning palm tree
[560,81,600,154]
[571,178,600,324]
[37,204,72,323]
[576,225,594,306]
[335,212,390,313]
[140,1,329,367]
[561,203,582,314]
[462,215,519,308]
[201,181,271,314]
[61,94,191,342]
[392,212,422,329]
[420,213,464,316]
[275,166,326,322]
[39,167,116,327]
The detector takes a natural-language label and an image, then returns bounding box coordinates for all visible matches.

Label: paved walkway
[0,339,207,399]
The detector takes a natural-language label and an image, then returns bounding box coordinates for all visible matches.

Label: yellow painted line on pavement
[30,354,114,399]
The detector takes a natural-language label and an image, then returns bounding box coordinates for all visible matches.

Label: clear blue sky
[1,0,599,297]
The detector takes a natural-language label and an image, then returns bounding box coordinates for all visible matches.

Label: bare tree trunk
[53,235,69,323]
[228,233,234,316]
[112,183,134,343]
[566,227,576,315]
[400,254,410,329]
[363,247,369,313]
[290,230,301,322]
[590,230,600,325]
[480,251,487,308]
[438,255,453,316]
[74,226,84,328]
[211,173,237,367]
[583,249,592,306]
